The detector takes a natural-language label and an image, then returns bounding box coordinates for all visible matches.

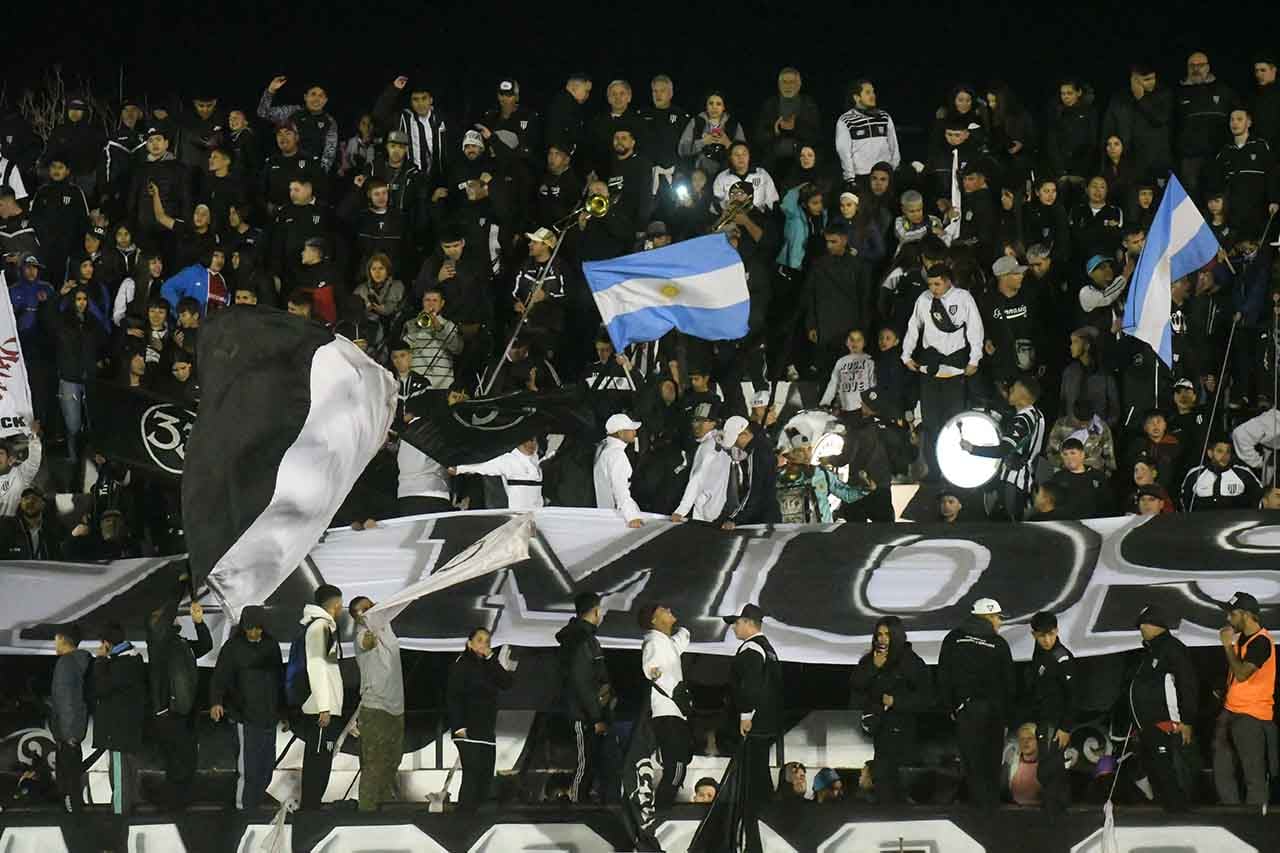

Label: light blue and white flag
[583,234,749,351]
[1121,174,1220,366]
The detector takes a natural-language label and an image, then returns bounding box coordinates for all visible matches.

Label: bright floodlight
[936,410,1001,489]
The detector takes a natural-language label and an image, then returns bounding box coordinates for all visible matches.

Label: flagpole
[480,233,572,397]
[1202,316,1237,465]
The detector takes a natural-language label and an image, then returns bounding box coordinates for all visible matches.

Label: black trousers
[844,484,896,522]
[1036,727,1071,814]
[152,712,198,810]
[920,373,968,481]
[55,740,83,811]
[873,723,915,804]
[651,715,693,808]
[301,713,341,810]
[741,735,774,853]
[955,702,1003,811]
[570,720,602,803]
[1140,727,1195,813]
[457,739,496,812]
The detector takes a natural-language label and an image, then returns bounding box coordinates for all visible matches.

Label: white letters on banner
[0,272,35,438]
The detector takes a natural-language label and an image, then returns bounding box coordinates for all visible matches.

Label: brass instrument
[551,193,612,232]
[713,195,753,231]
[415,310,435,329]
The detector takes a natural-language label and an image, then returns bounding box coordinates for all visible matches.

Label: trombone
[713,195,753,232]
[551,192,612,232]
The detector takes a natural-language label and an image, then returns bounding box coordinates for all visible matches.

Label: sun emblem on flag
[660,282,680,298]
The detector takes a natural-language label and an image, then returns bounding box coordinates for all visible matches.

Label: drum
[935,409,1002,489]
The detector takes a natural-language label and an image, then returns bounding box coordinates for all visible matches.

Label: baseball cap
[1135,603,1172,629]
[1173,378,1196,392]
[144,125,169,140]
[20,485,44,499]
[386,129,409,145]
[1085,254,1112,275]
[303,236,326,251]
[605,413,642,433]
[1225,592,1261,615]
[1135,484,1165,500]
[992,256,1027,277]
[67,98,88,111]
[525,227,557,247]
[721,415,750,447]
[239,605,267,630]
[812,768,841,793]
[971,598,1003,616]
[22,255,44,268]
[498,79,519,95]
[721,603,765,624]
[85,225,106,240]
[462,129,485,148]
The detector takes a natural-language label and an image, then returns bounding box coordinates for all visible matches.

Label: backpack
[285,618,328,708]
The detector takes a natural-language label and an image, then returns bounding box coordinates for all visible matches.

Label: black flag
[400,387,594,467]
[620,705,663,852]
[688,742,753,853]
[85,381,195,477]
[182,307,396,611]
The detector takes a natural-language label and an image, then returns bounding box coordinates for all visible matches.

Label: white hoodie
[300,604,343,717]
[642,626,691,719]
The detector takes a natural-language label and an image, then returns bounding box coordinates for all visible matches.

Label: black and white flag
[182,308,397,618]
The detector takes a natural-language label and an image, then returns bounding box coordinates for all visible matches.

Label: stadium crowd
[2,54,1280,548]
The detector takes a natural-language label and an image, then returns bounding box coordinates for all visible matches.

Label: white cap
[721,415,750,448]
[971,598,1003,616]
[605,413,643,434]
[462,129,484,148]
[751,390,772,408]
[524,226,558,247]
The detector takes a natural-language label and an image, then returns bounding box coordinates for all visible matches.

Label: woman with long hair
[1099,134,1136,217]
[985,82,1036,185]
[932,83,989,159]
[849,616,932,804]
[113,253,165,326]
[678,91,747,176]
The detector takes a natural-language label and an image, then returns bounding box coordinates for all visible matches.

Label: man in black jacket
[557,592,612,803]
[546,75,592,158]
[1130,604,1200,812]
[850,615,933,803]
[447,626,515,812]
[937,597,1015,811]
[1176,52,1239,194]
[209,605,285,811]
[1027,612,1076,813]
[1102,64,1174,183]
[146,586,213,811]
[723,603,781,853]
[127,126,191,260]
[92,623,147,815]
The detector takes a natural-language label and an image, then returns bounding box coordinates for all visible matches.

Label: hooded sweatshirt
[300,603,343,717]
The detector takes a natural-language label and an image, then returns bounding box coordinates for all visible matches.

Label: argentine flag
[1121,174,1220,366]
[584,234,750,351]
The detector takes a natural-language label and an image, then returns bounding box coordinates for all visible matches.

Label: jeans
[58,380,85,462]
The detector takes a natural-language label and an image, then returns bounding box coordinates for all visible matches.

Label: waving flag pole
[1121,173,1221,368]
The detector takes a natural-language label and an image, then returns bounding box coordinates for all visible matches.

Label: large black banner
[7,509,1280,665]
[85,381,195,477]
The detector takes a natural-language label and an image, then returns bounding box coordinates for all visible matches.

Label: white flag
[0,271,36,437]
[362,515,534,632]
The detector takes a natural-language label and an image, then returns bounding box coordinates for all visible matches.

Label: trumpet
[552,193,612,232]
[414,310,436,329]
[713,195,753,231]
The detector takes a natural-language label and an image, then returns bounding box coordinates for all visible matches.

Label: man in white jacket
[449,437,545,509]
[672,410,747,524]
[639,603,692,807]
[0,427,42,518]
[300,584,345,810]
[1233,408,1280,488]
[595,413,644,527]
[835,79,901,187]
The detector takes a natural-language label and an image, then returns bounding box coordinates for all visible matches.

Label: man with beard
[981,255,1041,382]
[1213,591,1277,806]
[263,121,327,212]
[536,142,583,227]
[258,76,339,173]
[755,67,823,177]
[1176,52,1239,193]
[607,125,655,236]
[850,616,933,803]
[836,78,901,190]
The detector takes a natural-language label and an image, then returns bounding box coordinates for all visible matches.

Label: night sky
[6,1,1269,155]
